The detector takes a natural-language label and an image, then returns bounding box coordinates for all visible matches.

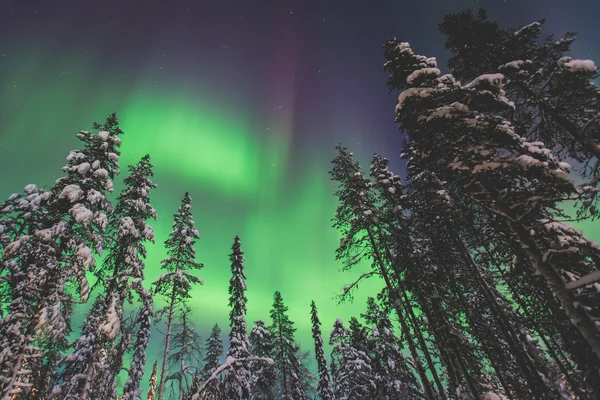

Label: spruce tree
[223,236,252,399]
[309,301,333,400]
[439,9,600,218]
[249,320,275,400]
[53,154,157,400]
[383,38,599,396]
[361,297,423,399]
[329,318,376,400]
[199,323,224,399]
[0,113,123,399]
[153,192,204,400]
[268,291,305,400]
[164,307,203,400]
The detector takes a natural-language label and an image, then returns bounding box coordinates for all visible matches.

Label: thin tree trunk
[364,228,438,400]
[157,291,176,400]
[380,232,447,398]
[451,229,564,399]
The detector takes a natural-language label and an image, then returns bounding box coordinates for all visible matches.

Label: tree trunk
[365,228,438,400]
[157,291,176,400]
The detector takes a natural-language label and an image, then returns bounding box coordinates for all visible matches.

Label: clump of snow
[94,212,108,230]
[97,131,110,141]
[558,57,597,73]
[406,67,441,85]
[76,245,95,270]
[93,168,108,178]
[421,102,469,122]
[558,162,572,173]
[515,155,543,170]
[59,185,84,203]
[87,189,104,205]
[501,60,524,70]
[35,229,54,242]
[436,74,460,89]
[495,121,515,137]
[396,87,435,112]
[119,217,140,239]
[70,203,94,225]
[24,184,38,194]
[465,73,504,90]
[77,162,91,176]
[100,295,121,339]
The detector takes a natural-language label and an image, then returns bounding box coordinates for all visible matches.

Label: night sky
[1,0,599,379]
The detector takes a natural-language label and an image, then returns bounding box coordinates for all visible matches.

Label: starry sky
[1,0,599,380]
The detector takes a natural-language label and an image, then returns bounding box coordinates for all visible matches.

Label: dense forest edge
[1,8,599,400]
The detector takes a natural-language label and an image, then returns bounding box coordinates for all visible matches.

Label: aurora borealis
[1,0,599,376]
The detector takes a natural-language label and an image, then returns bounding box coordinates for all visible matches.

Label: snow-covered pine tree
[52,154,157,400]
[309,301,333,400]
[153,192,204,400]
[0,113,123,400]
[361,297,424,400]
[439,9,600,219]
[330,145,440,400]
[198,323,224,400]
[122,279,154,400]
[0,184,57,395]
[163,306,203,400]
[384,38,600,395]
[249,320,275,400]
[328,318,376,400]
[268,291,305,400]
[223,236,252,399]
[147,360,159,400]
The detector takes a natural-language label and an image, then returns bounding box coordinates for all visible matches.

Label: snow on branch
[565,270,600,290]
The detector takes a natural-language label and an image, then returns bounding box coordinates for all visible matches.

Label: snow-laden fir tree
[153,192,204,400]
[360,297,424,400]
[163,306,203,400]
[0,184,56,394]
[249,320,276,400]
[309,301,333,400]
[439,9,600,219]
[147,360,158,400]
[223,236,252,399]
[198,323,224,400]
[52,153,157,400]
[0,113,123,400]
[329,318,376,400]
[268,291,305,400]
[383,38,600,395]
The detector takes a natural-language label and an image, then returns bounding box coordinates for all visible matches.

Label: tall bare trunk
[157,291,176,400]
